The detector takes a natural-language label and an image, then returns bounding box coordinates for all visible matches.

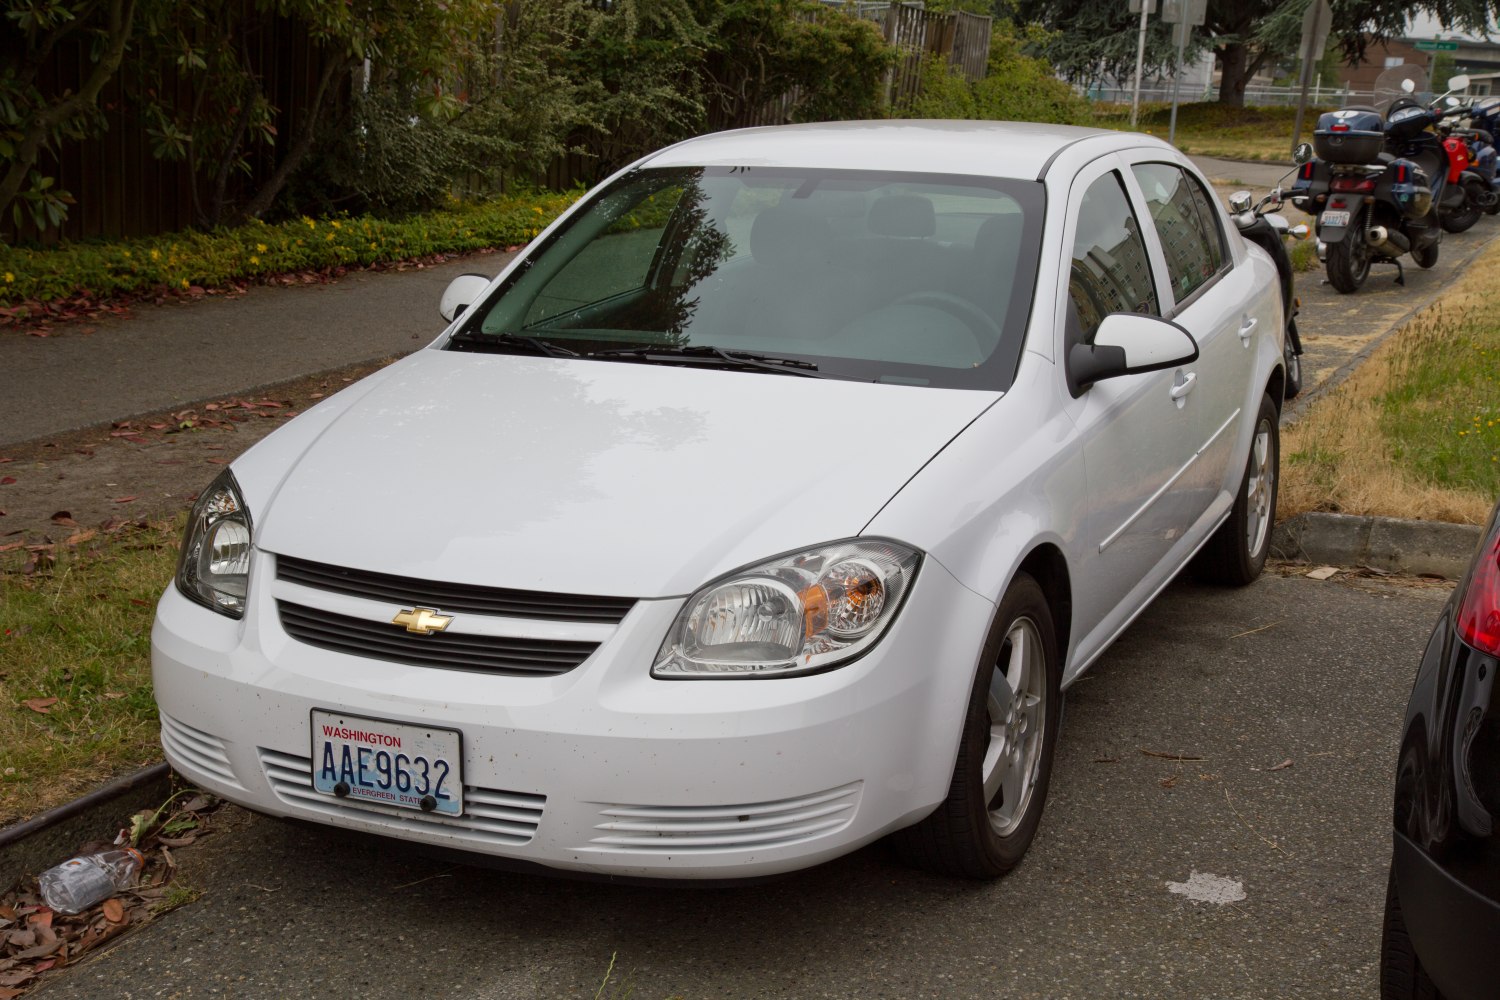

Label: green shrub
[893,22,1092,126]
[0,192,580,310]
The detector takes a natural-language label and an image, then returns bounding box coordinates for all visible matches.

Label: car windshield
[453,166,1045,390]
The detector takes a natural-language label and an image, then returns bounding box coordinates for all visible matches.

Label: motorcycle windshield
[1374,64,1431,114]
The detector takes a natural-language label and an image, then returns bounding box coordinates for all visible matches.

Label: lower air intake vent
[590,782,861,854]
[259,748,545,847]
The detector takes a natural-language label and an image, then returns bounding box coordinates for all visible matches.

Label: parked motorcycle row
[1289,65,1500,293]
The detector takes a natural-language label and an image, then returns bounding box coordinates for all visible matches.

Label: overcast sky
[1406,12,1494,40]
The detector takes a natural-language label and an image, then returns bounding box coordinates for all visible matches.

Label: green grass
[0,524,180,824]
[1282,258,1500,524]
[1092,102,1333,162]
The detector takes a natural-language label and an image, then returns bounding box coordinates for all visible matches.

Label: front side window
[455,166,1046,390]
[1131,163,1226,304]
[1068,171,1158,346]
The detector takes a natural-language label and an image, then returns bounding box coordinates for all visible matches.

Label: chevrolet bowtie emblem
[392,607,453,636]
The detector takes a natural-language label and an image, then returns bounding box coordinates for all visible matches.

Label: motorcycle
[1228,186,1309,399]
[1464,95,1500,214]
[1289,67,1469,293]
[1435,103,1500,230]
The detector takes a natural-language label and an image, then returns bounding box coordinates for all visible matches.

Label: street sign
[1160,0,1205,25]
[1298,0,1332,62]
[1414,39,1459,51]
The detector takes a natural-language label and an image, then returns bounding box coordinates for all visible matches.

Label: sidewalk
[0,252,510,447]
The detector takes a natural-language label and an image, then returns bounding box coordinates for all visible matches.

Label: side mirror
[1293,142,1314,165]
[1068,313,1199,393]
[439,273,492,323]
[1449,74,1471,92]
[1447,96,1462,108]
[1228,190,1253,214]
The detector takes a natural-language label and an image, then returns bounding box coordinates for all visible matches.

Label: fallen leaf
[102,691,126,700]
[22,698,58,714]
[1306,565,1339,581]
[1265,758,1294,772]
[0,477,14,486]
[127,599,149,607]
[111,496,138,504]
[100,899,124,924]
[27,910,51,931]
[49,511,75,525]
[1159,774,1179,788]
[63,530,97,546]
[1140,748,1205,762]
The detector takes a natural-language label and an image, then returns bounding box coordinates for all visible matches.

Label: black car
[1383,498,1500,999]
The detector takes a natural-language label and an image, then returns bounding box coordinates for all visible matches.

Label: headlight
[176,470,253,618]
[652,539,921,679]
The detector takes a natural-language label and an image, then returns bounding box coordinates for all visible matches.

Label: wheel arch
[1015,543,1073,673]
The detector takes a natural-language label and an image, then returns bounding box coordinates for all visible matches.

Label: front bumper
[1393,829,1500,1000]
[152,552,993,879]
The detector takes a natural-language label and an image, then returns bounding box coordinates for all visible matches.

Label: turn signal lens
[653,540,921,678]
[1456,531,1500,656]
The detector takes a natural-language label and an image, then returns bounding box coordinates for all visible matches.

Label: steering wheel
[888,291,1002,346]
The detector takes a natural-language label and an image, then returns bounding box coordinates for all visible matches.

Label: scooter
[1228,186,1309,399]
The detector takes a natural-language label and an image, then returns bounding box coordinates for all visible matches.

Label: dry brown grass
[1281,255,1500,525]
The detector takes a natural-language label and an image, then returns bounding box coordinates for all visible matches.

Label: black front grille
[276,554,635,624]
[278,602,598,676]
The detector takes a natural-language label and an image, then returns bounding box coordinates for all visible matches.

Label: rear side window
[1068,171,1158,345]
[1131,163,1226,304]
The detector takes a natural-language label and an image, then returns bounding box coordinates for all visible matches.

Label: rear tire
[1441,186,1482,233]
[1193,393,1278,586]
[1412,240,1440,268]
[1382,865,1445,999]
[1326,227,1370,293]
[891,572,1060,879]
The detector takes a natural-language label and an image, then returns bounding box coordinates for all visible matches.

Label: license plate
[1321,210,1351,228]
[311,710,463,816]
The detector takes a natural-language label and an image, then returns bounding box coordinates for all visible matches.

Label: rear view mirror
[439,273,492,323]
[1068,313,1199,393]
[1293,142,1314,165]
[1449,74,1471,92]
[1228,190,1253,214]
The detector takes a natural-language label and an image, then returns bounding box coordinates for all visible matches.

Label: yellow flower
[369,242,377,250]
[332,220,341,229]
[249,255,260,265]
[325,232,334,242]
[304,217,316,229]
[256,243,267,253]
[2,272,12,283]
[532,206,543,215]
[180,278,189,289]
[122,250,131,258]
[149,248,161,261]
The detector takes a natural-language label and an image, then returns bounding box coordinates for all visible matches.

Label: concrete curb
[0,764,173,890]
[1272,512,1484,579]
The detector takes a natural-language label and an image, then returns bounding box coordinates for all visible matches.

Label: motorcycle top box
[1314,109,1385,163]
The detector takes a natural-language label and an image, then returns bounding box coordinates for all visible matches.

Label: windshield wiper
[448,332,580,358]
[590,345,829,378]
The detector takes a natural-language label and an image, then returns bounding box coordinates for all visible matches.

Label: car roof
[641,119,1172,181]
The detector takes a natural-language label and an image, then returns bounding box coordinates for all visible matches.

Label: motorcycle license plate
[1321,210,1351,228]
[311,710,463,816]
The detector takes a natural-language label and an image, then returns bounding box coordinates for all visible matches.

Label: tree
[0,0,147,233]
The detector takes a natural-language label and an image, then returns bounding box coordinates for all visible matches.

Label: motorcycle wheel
[1412,240,1439,268]
[1283,341,1302,400]
[1325,228,1370,294]
[1441,190,1482,233]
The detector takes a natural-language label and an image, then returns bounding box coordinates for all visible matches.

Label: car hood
[250,351,997,598]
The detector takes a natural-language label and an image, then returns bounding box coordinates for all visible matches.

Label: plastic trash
[36,847,143,914]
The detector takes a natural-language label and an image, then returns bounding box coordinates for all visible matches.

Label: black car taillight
[1457,532,1500,655]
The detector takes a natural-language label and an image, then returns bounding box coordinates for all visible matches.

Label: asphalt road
[34,570,1451,1000]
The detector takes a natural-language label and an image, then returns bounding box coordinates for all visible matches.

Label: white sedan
[153,121,1286,880]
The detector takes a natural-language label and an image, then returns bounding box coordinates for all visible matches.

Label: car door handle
[1170,371,1197,402]
[1239,315,1257,344]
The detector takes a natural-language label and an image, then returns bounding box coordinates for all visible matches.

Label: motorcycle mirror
[1228,191,1253,214]
[1292,142,1314,165]
[1402,78,1416,93]
[1449,74,1471,92]
[1447,96,1462,107]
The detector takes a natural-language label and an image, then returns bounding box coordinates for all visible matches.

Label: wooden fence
[3,14,341,246]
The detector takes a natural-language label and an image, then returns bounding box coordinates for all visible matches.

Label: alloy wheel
[983,615,1047,837]
[1244,418,1275,557]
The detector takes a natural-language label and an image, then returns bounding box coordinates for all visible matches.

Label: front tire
[1283,340,1303,400]
[1412,239,1440,269]
[891,572,1060,879]
[1440,188,1482,233]
[1194,393,1279,586]
[1326,226,1370,293]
